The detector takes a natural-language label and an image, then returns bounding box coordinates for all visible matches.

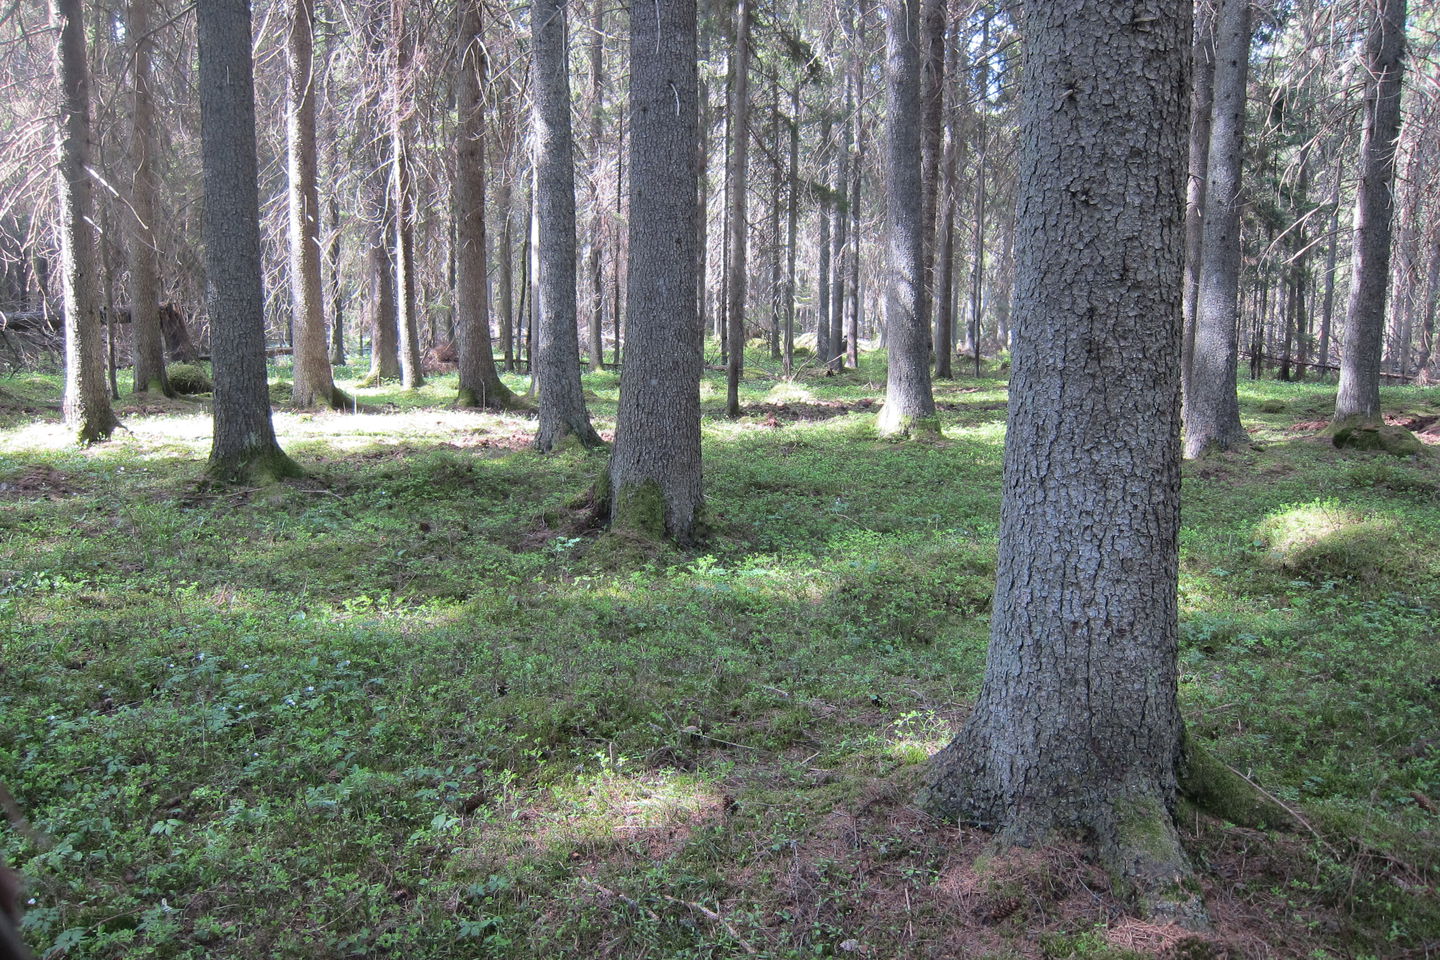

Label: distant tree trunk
[1413,231,1438,383]
[918,0,1203,924]
[967,8,990,377]
[816,114,833,367]
[724,0,752,416]
[919,0,944,373]
[829,75,851,373]
[1335,0,1407,424]
[876,0,936,437]
[697,0,712,351]
[286,0,346,409]
[326,192,345,364]
[1317,158,1341,372]
[1181,0,1215,411]
[846,7,865,371]
[585,0,606,371]
[608,0,702,542]
[198,0,300,481]
[53,0,117,443]
[532,0,602,450]
[126,0,172,397]
[455,0,516,410]
[365,179,401,381]
[1184,0,1249,459]
[768,76,783,360]
[933,13,961,380]
[783,81,800,375]
[390,0,423,388]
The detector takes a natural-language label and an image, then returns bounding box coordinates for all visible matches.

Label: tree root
[1178,730,1299,832]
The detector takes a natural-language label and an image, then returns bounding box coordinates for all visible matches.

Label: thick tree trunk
[532,0,601,450]
[286,0,346,409]
[1180,0,1215,411]
[876,0,936,437]
[918,1,1201,924]
[53,0,117,443]
[455,0,516,410]
[1335,0,1407,424]
[608,0,702,543]
[126,0,171,397]
[724,0,751,416]
[1184,0,1249,459]
[198,0,300,481]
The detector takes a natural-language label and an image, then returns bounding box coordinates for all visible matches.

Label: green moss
[166,363,213,395]
[1329,415,1423,456]
[206,444,305,484]
[1257,398,1287,414]
[876,411,943,440]
[610,478,667,541]
[1178,730,1295,831]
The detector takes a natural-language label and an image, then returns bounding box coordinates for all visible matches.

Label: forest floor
[1,348,1439,959]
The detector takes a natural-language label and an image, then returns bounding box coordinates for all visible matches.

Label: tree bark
[326,192,345,365]
[286,0,346,409]
[876,0,936,437]
[126,0,171,397]
[918,0,1201,924]
[585,0,606,372]
[816,114,833,369]
[829,71,851,373]
[919,0,944,374]
[1183,0,1249,459]
[1180,0,1215,411]
[608,0,702,543]
[724,0,752,416]
[53,0,118,443]
[532,0,601,449]
[783,81,800,375]
[455,0,516,410]
[198,0,300,481]
[1335,0,1407,424]
[390,0,423,389]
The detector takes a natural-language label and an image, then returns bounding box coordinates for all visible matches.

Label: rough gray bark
[876,0,936,437]
[1183,0,1249,459]
[919,0,944,374]
[608,0,701,542]
[1335,0,1408,423]
[390,0,424,389]
[917,1,1200,924]
[1180,0,1215,410]
[198,0,300,481]
[286,0,346,409]
[724,0,752,415]
[531,0,601,450]
[585,0,606,372]
[455,0,516,410]
[126,0,171,397]
[53,0,117,443]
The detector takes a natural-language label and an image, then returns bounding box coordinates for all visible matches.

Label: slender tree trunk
[1335,0,1408,424]
[326,192,345,364]
[287,0,346,408]
[724,0,751,416]
[769,76,783,361]
[586,0,606,371]
[198,0,300,481]
[608,0,702,543]
[919,0,944,373]
[919,1,1202,925]
[390,0,423,388]
[876,0,936,437]
[1318,160,1341,372]
[1184,0,1249,458]
[829,74,851,372]
[783,81,800,375]
[933,11,960,380]
[847,6,865,371]
[816,114,833,367]
[53,0,117,443]
[1413,230,1438,383]
[455,0,516,409]
[1181,0,1215,413]
[532,0,602,449]
[126,0,171,397]
[968,9,990,377]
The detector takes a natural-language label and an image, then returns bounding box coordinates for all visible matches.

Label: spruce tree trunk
[126,0,171,397]
[1180,0,1215,412]
[918,1,1201,924]
[53,0,117,444]
[967,9,989,377]
[724,0,751,416]
[365,181,401,381]
[1318,161,1341,372]
[586,0,606,372]
[829,76,851,373]
[1414,232,1439,383]
[919,0,944,375]
[768,77,783,361]
[390,0,423,389]
[198,0,300,481]
[1183,0,1249,459]
[816,114,833,368]
[455,0,516,410]
[608,0,702,543]
[933,15,960,380]
[846,6,865,372]
[783,82,800,375]
[286,0,346,409]
[1335,0,1408,423]
[876,0,936,437]
[326,192,345,364]
[532,0,601,450]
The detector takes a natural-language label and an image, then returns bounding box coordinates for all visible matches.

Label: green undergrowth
[1,359,1437,958]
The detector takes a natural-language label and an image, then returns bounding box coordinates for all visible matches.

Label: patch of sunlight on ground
[765,381,816,403]
[885,709,951,765]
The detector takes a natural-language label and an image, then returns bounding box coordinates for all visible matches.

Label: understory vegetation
[1,351,1438,959]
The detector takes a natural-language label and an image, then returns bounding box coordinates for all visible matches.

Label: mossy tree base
[875,411,942,440]
[74,411,120,446]
[1178,731,1298,831]
[1327,415,1422,456]
[206,445,304,485]
[456,385,528,412]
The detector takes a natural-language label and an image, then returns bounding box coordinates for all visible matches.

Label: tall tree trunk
[1335,0,1408,424]
[287,0,346,408]
[816,113,833,368]
[326,192,345,364]
[876,0,936,437]
[586,0,606,371]
[968,8,990,377]
[829,74,851,372]
[783,81,800,375]
[933,9,960,380]
[390,0,423,388]
[919,0,944,373]
[1318,158,1341,372]
[126,0,171,397]
[198,0,300,480]
[919,1,1203,924]
[53,0,117,443]
[1181,0,1216,412]
[769,75,783,360]
[1413,230,1438,383]
[455,0,516,409]
[1183,0,1249,458]
[532,0,602,449]
[846,4,865,371]
[608,0,702,542]
[724,0,752,416]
